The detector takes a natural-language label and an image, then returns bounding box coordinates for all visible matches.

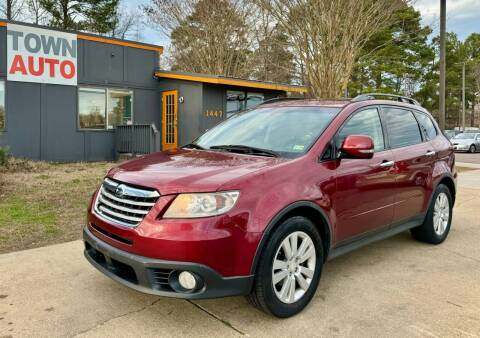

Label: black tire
[411,184,453,244]
[469,144,476,153]
[246,216,323,318]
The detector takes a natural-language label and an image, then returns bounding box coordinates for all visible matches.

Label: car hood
[107,148,288,194]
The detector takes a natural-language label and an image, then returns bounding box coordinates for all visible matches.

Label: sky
[126,0,480,46]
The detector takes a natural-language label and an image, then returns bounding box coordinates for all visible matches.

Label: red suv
[84,94,456,317]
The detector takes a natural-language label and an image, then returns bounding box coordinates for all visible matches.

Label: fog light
[178,271,197,290]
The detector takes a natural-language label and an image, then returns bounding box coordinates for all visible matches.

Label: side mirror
[340,135,374,159]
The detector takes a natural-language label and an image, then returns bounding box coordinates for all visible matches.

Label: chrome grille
[94,178,160,227]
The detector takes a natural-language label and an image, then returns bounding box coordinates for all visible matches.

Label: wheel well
[438,177,456,204]
[270,206,331,262]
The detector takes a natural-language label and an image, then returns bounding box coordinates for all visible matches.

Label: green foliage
[40,0,119,33]
[0,146,10,166]
[348,4,480,128]
[349,6,434,97]
[416,32,480,127]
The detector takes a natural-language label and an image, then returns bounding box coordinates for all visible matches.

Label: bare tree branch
[256,0,409,98]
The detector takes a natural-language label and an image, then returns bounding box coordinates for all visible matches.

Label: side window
[383,108,422,148]
[336,108,385,152]
[414,112,437,140]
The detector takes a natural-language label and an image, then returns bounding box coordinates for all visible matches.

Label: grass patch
[0,196,57,226]
[0,160,114,253]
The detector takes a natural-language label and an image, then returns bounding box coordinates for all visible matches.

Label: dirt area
[0,160,115,253]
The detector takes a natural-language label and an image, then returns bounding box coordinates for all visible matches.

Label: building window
[246,92,264,109]
[79,88,106,129]
[226,91,245,117]
[78,87,133,130]
[0,81,4,130]
[107,90,133,129]
[226,91,266,117]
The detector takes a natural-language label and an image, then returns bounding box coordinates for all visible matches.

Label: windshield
[454,133,476,140]
[194,106,341,158]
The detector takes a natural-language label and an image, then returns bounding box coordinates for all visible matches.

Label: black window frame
[378,105,425,149]
[412,110,438,141]
[321,105,387,161]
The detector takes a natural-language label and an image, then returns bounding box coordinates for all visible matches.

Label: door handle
[379,160,395,168]
[425,150,436,157]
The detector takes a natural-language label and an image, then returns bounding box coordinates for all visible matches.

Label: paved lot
[1,171,480,338]
[456,152,480,164]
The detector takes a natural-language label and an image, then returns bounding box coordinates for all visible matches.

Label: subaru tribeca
[84,94,456,317]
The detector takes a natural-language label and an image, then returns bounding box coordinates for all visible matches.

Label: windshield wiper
[209,145,279,157]
[182,143,205,150]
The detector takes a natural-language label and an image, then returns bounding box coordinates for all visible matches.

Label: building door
[162,90,178,150]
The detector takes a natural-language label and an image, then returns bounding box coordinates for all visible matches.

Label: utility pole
[439,0,446,131]
[462,62,466,131]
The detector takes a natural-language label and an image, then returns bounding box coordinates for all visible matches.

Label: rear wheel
[469,144,476,153]
[247,216,323,318]
[411,184,453,244]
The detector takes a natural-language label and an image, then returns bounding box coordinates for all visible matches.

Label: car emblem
[115,185,127,197]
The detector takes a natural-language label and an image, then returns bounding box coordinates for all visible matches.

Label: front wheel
[247,216,323,318]
[469,144,476,153]
[411,184,453,244]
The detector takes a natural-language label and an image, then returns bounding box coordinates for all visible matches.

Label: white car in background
[451,132,480,153]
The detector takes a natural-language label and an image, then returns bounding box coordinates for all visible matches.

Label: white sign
[7,24,77,86]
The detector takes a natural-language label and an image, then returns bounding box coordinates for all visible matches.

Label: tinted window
[414,112,437,140]
[336,108,385,151]
[383,108,422,148]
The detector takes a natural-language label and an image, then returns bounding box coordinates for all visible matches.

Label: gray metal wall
[158,79,203,146]
[158,80,286,147]
[0,24,160,162]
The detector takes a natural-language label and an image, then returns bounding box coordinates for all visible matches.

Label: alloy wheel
[433,192,450,236]
[272,231,316,304]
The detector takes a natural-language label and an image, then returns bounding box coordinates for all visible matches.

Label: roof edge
[155,70,307,93]
[0,19,163,54]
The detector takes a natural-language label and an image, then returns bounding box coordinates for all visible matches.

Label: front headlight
[163,191,240,218]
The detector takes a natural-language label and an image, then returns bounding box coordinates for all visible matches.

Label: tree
[143,0,254,78]
[415,32,480,128]
[348,6,434,98]
[1,0,25,20]
[464,33,480,127]
[26,0,48,24]
[40,0,119,34]
[248,6,295,83]
[110,4,143,40]
[256,0,408,98]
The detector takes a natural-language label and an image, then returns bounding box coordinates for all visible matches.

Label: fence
[115,124,160,155]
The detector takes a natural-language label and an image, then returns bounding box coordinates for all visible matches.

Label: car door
[381,107,433,222]
[333,107,396,243]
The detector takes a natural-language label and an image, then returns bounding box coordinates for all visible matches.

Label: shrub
[0,146,10,166]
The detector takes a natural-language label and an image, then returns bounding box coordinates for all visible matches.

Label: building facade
[0,20,306,162]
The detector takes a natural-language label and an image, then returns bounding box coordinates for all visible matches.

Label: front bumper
[83,226,253,299]
[452,144,470,151]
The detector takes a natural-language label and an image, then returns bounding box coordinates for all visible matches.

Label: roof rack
[352,93,420,106]
[257,96,305,106]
